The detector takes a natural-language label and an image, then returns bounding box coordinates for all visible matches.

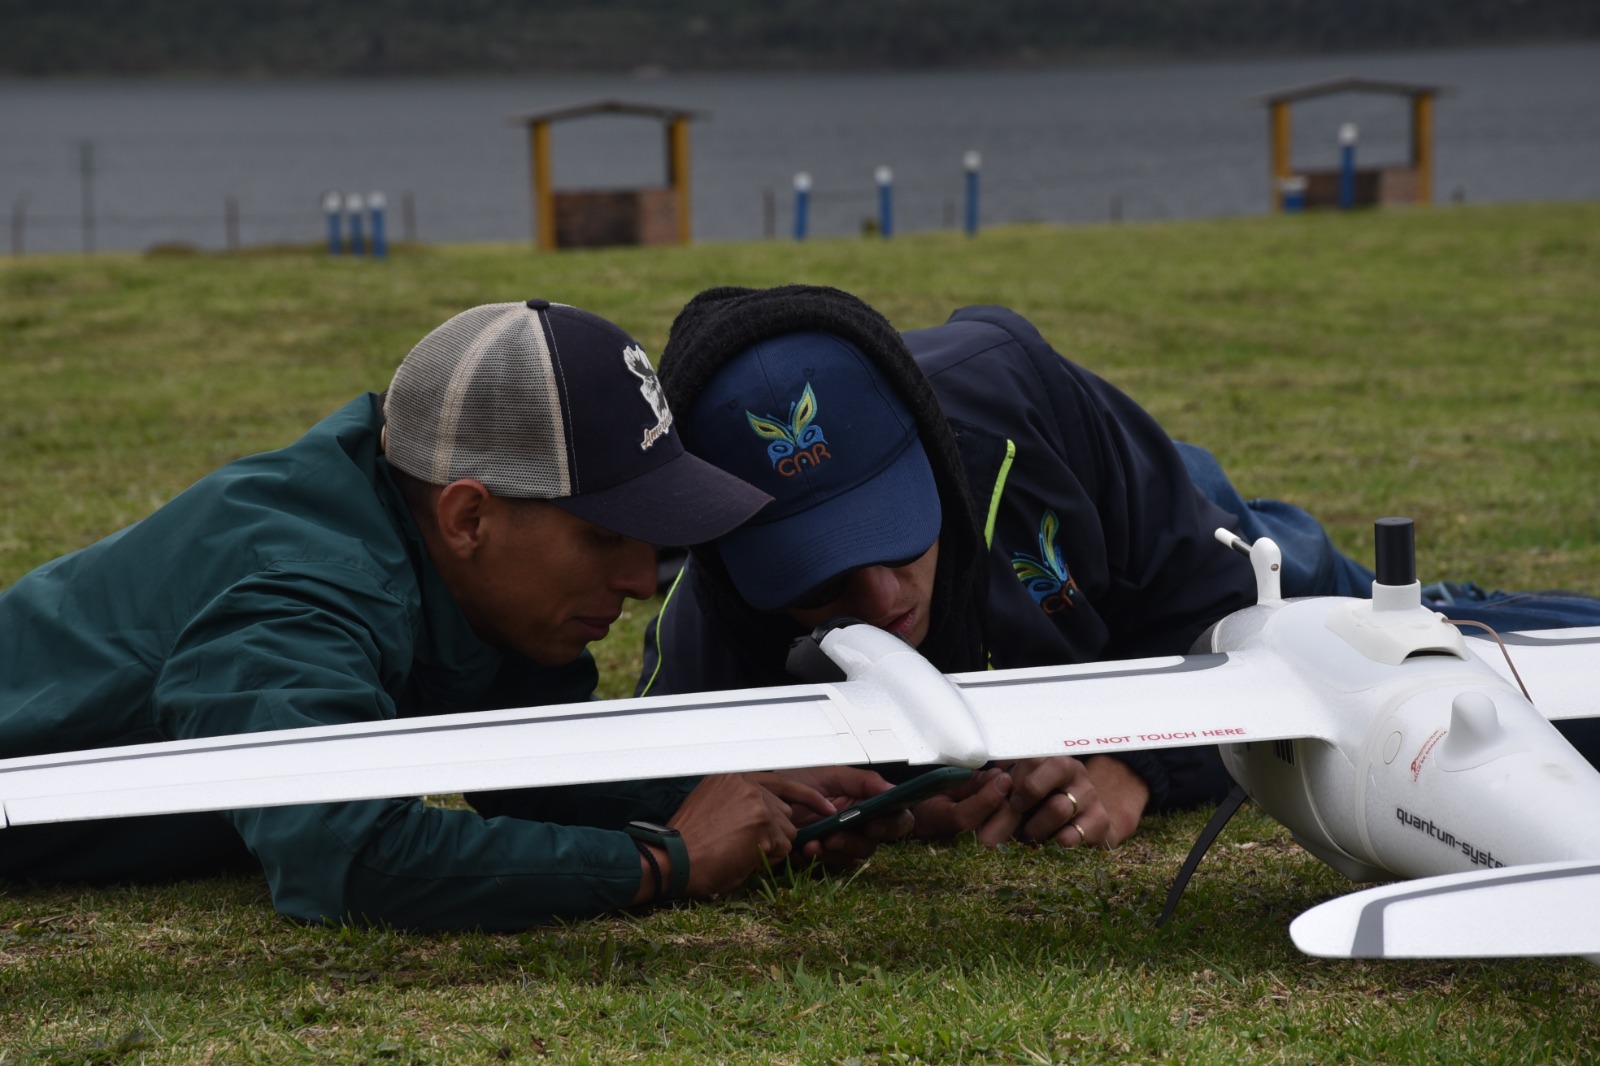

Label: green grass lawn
[2,203,1599,1063]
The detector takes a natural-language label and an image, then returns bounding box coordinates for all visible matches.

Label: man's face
[446,499,658,666]
[783,540,940,647]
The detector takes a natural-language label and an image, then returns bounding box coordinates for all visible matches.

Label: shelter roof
[511,99,706,126]
[1260,77,1453,105]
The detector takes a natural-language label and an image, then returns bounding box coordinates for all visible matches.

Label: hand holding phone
[794,766,975,846]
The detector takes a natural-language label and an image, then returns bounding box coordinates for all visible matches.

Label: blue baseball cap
[684,331,941,611]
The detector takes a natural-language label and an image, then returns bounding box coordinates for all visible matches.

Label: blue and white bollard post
[963,150,981,237]
[1338,123,1358,210]
[323,191,343,255]
[368,191,388,259]
[345,193,365,256]
[793,172,811,241]
[1280,175,1308,213]
[875,165,893,239]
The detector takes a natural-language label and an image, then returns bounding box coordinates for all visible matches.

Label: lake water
[2,42,1597,254]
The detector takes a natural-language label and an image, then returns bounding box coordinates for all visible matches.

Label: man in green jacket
[0,299,870,931]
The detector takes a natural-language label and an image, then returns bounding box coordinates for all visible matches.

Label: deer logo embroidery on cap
[623,345,673,450]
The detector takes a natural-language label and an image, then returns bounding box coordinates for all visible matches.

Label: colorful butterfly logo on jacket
[1011,509,1080,614]
[746,383,832,477]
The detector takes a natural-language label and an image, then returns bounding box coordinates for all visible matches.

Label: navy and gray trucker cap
[383,299,772,546]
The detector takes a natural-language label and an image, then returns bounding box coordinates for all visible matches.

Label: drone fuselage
[1205,594,1600,882]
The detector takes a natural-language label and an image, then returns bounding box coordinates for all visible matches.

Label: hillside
[4,0,1598,77]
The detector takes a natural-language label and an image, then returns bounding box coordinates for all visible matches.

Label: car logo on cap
[623,345,673,451]
[746,383,831,478]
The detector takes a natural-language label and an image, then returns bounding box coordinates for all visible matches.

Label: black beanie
[658,285,989,677]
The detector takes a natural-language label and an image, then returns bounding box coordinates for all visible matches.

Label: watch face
[628,820,679,837]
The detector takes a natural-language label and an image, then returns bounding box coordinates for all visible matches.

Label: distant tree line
[3,0,1596,76]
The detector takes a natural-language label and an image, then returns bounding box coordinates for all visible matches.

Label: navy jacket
[641,306,1257,810]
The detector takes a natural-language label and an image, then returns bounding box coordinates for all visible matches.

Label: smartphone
[794,765,975,846]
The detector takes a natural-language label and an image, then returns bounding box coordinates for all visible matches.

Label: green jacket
[0,394,691,930]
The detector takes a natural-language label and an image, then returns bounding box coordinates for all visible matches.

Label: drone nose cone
[1440,691,1505,765]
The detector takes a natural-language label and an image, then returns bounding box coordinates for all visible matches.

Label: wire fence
[5,126,1212,256]
[755,176,1137,242]
[6,193,433,256]
[6,175,1149,256]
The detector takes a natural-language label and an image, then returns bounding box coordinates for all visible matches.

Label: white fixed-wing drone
[2,518,1597,963]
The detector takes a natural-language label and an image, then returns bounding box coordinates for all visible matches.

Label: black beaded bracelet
[633,837,664,901]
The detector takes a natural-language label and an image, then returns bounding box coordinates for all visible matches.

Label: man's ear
[433,479,493,559]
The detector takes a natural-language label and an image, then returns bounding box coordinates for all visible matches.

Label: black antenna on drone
[1374,516,1417,587]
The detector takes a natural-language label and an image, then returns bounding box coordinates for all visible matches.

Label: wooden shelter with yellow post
[1262,78,1449,212]
[513,99,702,250]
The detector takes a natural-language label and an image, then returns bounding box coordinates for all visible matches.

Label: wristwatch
[624,821,690,901]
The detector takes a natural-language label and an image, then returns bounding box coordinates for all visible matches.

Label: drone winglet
[1290,860,1600,962]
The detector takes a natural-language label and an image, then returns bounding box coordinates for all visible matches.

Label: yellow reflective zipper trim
[984,438,1017,550]
[983,438,1017,670]
[637,562,688,697]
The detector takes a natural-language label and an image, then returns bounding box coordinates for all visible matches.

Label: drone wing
[1290,860,1600,962]
[1469,626,1600,722]
[0,635,1335,829]
[949,649,1336,761]
[0,684,876,827]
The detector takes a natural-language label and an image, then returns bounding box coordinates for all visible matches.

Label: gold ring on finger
[1070,821,1086,846]
[1065,791,1079,818]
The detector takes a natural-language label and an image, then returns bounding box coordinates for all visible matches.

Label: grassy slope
[1,203,1598,1063]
